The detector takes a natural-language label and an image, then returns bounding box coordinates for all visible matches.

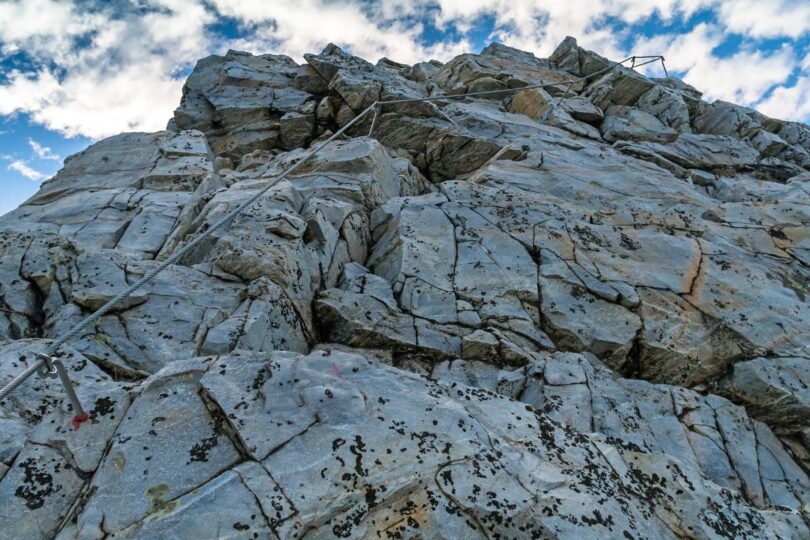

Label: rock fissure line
[1,37,810,538]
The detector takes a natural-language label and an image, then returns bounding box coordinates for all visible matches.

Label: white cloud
[393,0,717,59]
[0,70,61,115]
[715,0,810,39]
[209,0,471,63]
[28,138,59,160]
[0,0,808,139]
[7,159,46,181]
[0,0,211,138]
[0,0,91,43]
[1,61,183,138]
[635,23,797,105]
[758,76,810,120]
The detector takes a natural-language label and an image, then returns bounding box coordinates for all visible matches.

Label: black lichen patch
[187,435,219,464]
[14,456,63,510]
[91,396,116,419]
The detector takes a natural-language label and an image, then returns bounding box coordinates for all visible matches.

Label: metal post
[37,353,90,429]
[368,103,381,137]
[427,101,459,128]
[556,82,573,106]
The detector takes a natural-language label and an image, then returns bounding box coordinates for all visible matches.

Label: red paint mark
[71,413,91,430]
[327,363,343,379]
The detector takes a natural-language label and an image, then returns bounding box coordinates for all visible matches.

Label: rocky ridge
[0,37,809,538]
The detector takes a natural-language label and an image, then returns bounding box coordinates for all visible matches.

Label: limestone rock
[0,131,215,258]
[305,43,435,119]
[717,356,810,435]
[622,132,761,170]
[583,66,656,110]
[509,88,601,139]
[560,95,604,122]
[61,350,810,538]
[636,85,692,133]
[549,36,612,77]
[279,112,315,150]
[434,352,810,512]
[1,36,809,539]
[372,109,526,179]
[175,50,313,157]
[600,105,678,143]
[406,59,443,83]
[436,42,572,94]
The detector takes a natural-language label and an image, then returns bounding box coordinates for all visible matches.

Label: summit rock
[1,37,809,538]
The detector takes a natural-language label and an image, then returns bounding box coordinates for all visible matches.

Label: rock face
[1,37,810,538]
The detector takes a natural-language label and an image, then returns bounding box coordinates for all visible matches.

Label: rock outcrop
[1,36,809,538]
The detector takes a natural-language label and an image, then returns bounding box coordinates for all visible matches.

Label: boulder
[600,105,679,143]
[508,88,601,139]
[560,95,604,122]
[175,51,314,157]
[636,85,693,133]
[717,356,810,435]
[435,42,572,94]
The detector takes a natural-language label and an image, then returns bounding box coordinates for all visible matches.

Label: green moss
[146,483,178,516]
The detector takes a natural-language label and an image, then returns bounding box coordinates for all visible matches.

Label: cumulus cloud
[758,75,810,120]
[715,0,810,39]
[636,23,797,104]
[395,0,717,59]
[28,138,59,160]
[0,0,211,138]
[210,0,471,63]
[1,61,183,138]
[0,0,93,44]
[7,159,46,181]
[0,0,808,140]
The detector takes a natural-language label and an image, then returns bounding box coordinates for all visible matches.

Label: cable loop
[36,352,58,379]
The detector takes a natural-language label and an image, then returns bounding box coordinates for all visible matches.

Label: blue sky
[2,0,809,215]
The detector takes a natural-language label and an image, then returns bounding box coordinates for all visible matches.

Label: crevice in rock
[54,381,138,535]
[198,386,253,461]
[231,466,279,537]
[622,313,646,380]
[531,225,546,331]
[683,246,705,298]
[263,416,320,462]
[100,458,249,536]
[83,342,149,383]
[17,242,47,339]
[705,407,748,495]
[432,456,493,540]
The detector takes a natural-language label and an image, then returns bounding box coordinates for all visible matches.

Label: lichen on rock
[1,36,809,539]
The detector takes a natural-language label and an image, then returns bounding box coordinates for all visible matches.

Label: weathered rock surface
[1,36,810,538]
[2,131,216,257]
[601,105,678,143]
[175,51,313,157]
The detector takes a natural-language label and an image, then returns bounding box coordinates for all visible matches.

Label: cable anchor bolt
[35,352,90,429]
[36,352,58,379]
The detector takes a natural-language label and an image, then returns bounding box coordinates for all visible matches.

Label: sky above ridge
[1,0,809,215]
